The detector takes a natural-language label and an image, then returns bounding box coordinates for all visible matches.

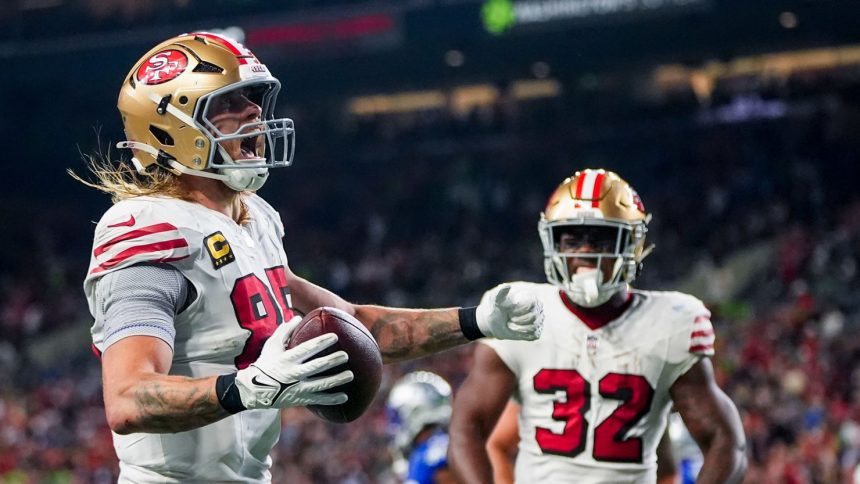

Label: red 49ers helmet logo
[136,49,188,85]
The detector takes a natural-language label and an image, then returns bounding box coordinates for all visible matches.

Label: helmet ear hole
[149,126,175,146]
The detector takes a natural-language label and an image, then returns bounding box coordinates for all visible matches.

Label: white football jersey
[482,282,714,484]
[84,194,296,483]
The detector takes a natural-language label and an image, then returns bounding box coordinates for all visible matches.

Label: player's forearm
[449,425,496,484]
[354,305,468,363]
[106,374,229,434]
[696,433,747,484]
[487,444,516,484]
[696,387,747,483]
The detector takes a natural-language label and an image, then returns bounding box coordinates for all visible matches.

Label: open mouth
[239,135,262,159]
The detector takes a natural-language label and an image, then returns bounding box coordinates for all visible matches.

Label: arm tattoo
[356,307,468,363]
[129,376,228,433]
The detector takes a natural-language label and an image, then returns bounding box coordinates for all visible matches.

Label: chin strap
[117,140,268,191]
[640,243,656,260]
[116,140,159,160]
[117,141,228,180]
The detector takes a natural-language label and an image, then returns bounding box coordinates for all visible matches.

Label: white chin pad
[568,267,606,307]
[222,167,269,192]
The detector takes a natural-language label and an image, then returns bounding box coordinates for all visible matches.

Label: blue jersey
[406,431,449,484]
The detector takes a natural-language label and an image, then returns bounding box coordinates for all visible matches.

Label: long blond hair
[69,150,250,223]
[68,149,191,204]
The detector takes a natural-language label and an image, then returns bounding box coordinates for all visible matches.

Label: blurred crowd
[1,70,859,483]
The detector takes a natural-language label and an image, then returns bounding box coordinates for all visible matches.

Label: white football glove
[476,283,544,341]
[234,317,354,409]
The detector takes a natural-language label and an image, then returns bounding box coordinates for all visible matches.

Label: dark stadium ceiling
[5,0,860,97]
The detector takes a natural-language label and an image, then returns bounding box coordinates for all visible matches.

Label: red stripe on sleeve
[591,172,605,207]
[91,239,189,274]
[691,330,714,338]
[94,223,180,257]
[689,344,714,353]
[90,254,188,275]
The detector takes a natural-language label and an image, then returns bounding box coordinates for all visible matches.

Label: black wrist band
[216,373,246,414]
[458,306,484,341]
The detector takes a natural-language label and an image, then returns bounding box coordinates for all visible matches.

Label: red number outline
[229,266,293,369]
[593,373,654,463]
[533,369,590,457]
[533,369,654,463]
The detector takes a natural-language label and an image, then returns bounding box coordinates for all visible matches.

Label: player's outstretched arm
[669,358,747,484]
[102,322,352,435]
[448,344,517,484]
[286,269,543,363]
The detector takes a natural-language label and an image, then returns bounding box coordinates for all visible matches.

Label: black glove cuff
[216,373,246,414]
[458,306,485,341]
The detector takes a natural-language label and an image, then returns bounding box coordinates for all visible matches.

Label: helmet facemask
[173,79,293,192]
[196,79,295,191]
[540,218,647,307]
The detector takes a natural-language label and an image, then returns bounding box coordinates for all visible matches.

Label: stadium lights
[531,61,551,79]
[445,50,466,68]
[779,11,798,29]
[348,91,447,115]
[512,79,561,99]
[651,44,860,104]
[451,85,500,115]
[346,80,561,116]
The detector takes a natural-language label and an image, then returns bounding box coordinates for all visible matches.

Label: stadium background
[1,0,860,482]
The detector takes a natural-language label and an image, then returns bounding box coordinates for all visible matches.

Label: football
[287,307,383,423]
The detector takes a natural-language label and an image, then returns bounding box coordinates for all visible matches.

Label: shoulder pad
[87,198,194,277]
[662,292,715,360]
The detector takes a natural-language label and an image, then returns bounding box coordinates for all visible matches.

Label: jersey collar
[559,290,633,330]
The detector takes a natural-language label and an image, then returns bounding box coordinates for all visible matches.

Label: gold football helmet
[116,32,295,191]
[538,169,653,306]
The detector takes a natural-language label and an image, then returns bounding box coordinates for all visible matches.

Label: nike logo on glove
[250,375,279,389]
[107,215,136,228]
[251,374,299,403]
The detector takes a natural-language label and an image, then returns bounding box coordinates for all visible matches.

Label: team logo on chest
[204,231,235,269]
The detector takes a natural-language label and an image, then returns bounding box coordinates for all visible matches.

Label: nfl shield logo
[587,335,599,356]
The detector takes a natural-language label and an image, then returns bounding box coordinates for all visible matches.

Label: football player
[77,33,543,483]
[448,169,746,483]
[387,371,456,484]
